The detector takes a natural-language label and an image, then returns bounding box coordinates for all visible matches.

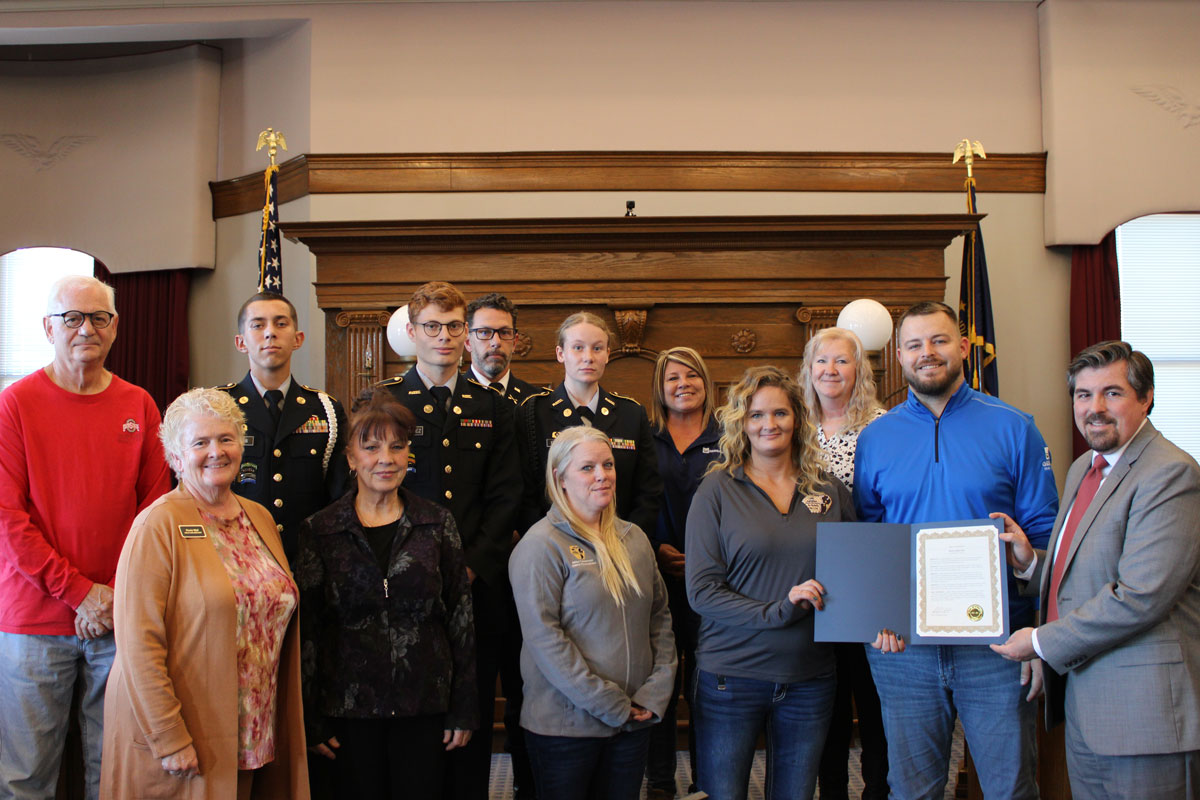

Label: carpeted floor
[487,721,966,799]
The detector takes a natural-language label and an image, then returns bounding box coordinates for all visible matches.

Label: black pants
[444,578,508,800]
[646,576,700,793]
[330,714,446,800]
[817,643,889,800]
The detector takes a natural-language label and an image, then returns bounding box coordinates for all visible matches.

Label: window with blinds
[0,248,95,391]
[1117,214,1200,462]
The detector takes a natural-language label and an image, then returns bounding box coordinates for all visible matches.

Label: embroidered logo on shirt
[801,492,833,515]
[460,418,493,428]
[610,437,637,450]
[569,545,586,560]
[295,415,329,434]
[122,418,140,434]
[702,447,720,454]
[178,525,207,539]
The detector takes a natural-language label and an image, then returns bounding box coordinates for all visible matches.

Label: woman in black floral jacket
[296,388,477,800]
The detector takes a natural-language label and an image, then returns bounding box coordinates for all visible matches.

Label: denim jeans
[692,668,835,800]
[0,631,116,800]
[525,727,652,800]
[865,644,1038,800]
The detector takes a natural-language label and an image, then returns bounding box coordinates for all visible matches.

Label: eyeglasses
[48,310,115,329]
[417,320,466,337]
[469,327,517,341]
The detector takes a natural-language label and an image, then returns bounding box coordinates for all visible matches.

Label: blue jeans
[865,644,1038,800]
[0,631,116,800]
[692,668,835,800]
[524,727,651,800]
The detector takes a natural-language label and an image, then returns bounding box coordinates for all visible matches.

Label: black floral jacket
[296,486,477,743]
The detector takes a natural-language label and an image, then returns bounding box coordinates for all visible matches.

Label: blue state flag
[959,182,999,396]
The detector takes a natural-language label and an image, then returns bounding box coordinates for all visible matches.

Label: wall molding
[210,150,1046,219]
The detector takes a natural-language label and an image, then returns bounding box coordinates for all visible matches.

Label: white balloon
[836,298,894,351]
[386,305,417,357]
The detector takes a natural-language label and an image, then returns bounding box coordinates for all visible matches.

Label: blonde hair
[708,365,828,497]
[648,346,716,431]
[799,327,883,432]
[545,424,643,606]
[556,311,613,349]
[160,388,246,478]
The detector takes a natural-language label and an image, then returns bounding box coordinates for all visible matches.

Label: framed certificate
[813,518,1009,645]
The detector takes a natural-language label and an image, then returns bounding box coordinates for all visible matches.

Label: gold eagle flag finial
[952,139,986,183]
[255,127,288,167]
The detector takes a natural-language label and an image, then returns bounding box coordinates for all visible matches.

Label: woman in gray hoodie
[509,424,676,800]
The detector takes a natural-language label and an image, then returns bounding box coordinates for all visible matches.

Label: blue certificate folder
[813,519,1009,646]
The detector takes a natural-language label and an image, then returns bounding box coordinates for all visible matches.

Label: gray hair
[46,275,116,315]
[160,388,246,476]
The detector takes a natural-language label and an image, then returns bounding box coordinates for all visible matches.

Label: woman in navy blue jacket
[644,346,722,800]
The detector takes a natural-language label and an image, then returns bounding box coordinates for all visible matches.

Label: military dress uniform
[516,382,662,537]
[378,366,522,800]
[218,373,348,561]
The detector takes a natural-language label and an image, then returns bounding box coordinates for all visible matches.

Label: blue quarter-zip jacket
[853,381,1059,624]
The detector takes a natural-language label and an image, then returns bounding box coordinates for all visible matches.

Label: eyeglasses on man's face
[469,327,517,341]
[48,310,115,329]
[416,320,467,337]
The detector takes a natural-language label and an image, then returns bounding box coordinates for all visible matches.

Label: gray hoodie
[510,507,676,737]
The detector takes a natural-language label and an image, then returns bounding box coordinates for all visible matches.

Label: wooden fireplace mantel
[284,214,980,406]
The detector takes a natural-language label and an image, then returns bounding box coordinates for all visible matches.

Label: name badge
[178,525,207,539]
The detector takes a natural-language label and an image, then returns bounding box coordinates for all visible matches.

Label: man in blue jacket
[853,301,1059,800]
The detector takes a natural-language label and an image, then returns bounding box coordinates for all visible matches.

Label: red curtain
[94,263,192,412]
[1068,230,1121,458]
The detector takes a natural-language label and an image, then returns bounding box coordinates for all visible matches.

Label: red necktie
[1046,454,1108,622]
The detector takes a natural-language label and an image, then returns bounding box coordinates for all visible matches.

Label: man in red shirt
[0,275,171,800]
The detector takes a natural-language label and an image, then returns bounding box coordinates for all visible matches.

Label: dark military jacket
[295,486,477,744]
[378,366,521,589]
[516,383,662,537]
[218,373,348,559]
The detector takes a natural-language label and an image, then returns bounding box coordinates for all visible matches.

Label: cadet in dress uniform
[516,311,661,536]
[219,292,348,562]
[465,292,540,799]
[379,282,521,800]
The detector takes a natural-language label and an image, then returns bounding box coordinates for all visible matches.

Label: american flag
[257,164,282,293]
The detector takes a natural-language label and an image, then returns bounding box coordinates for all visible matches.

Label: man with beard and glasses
[466,293,538,405]
[464,292,538,798]
[852,301,1059,800]
[991,342,1200,800]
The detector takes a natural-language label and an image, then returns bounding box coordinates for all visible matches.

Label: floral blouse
[817,408,886,489]
[202,509,298,770]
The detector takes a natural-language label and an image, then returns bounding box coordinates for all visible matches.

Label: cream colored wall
[1041,0,1200,245]
[0,44,219,270]
[306,1,1043,151]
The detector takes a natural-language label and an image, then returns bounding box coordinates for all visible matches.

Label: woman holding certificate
[799,327,888,800]
[686,365,854,800]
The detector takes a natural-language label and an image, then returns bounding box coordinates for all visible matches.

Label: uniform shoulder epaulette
[214,382,238,391]
[521,390,551,407]
[466,375,485,388]
[375,375,404,387]
[607,391,642,406]
[300,384,341,405]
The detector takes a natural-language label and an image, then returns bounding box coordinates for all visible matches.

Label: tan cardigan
[100,486,309,800]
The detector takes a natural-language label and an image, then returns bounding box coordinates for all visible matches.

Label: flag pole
[952,139,999,396]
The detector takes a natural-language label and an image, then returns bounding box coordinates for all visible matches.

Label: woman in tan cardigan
[101,388,308,800]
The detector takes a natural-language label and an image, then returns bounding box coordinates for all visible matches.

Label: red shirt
[0,369,171,634]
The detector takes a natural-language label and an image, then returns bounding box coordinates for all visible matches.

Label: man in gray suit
[992,340,1200,799]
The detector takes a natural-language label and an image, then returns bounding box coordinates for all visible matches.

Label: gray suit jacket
[1031,420,1200,756]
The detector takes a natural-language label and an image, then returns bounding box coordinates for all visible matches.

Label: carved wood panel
[285,215,978,408]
